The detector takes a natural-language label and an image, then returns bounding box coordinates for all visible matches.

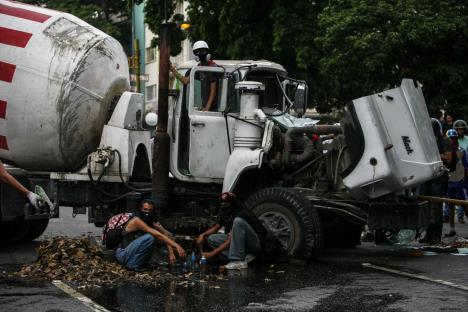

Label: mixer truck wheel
[22,219,50,242]
[244,187,322,259]
[0,220,31,244]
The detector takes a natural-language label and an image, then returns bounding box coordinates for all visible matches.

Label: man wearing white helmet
[170,40,218,111]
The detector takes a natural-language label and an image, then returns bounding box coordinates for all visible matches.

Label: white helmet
[193,40,209,52]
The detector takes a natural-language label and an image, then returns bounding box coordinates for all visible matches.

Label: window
[193,71,223,111]
[146,47,156,63]
[146,85,156,101]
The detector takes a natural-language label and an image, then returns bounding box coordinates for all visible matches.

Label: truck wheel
[244,187,322,259]
[0,220,31,244]
[22,219,50,242]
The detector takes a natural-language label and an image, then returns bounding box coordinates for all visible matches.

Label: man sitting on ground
[115,199,186,271]
[195,192,266,270]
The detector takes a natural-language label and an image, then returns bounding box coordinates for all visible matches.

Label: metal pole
[418,195,468,207]
[152,23,171,210]
[134,38,141,93]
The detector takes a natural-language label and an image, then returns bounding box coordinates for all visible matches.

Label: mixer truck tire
[22,219,49,242]
[244,187,322,259]
[0,220,31,244]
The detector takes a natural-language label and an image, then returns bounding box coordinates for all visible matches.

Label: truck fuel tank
[0,0,129,171]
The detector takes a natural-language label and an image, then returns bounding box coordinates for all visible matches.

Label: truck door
[188,66,231,179]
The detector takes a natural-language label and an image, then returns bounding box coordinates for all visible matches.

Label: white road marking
[362,263,468,292]
[52,280,110,312]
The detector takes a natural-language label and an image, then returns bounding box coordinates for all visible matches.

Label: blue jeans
[206,217,261,261]
[115,233,155,270]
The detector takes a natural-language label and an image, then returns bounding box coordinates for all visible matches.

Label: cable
[113,149,152,192]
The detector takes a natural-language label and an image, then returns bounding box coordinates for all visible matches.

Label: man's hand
[202,107,209,112]
[195,234,205,248]
[27,192,40,210]
[175,244,186,259]
[202,251,214,260]
[167,248,176,266]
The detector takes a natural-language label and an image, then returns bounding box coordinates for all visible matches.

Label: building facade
[132,1,192,112]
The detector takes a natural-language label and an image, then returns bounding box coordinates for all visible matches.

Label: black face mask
[135,210,154,226]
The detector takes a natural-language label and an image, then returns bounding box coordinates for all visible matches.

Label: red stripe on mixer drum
[0,101,6,119]
[0,27,32,48]
[0,61,16,82]
[0,135,9,150]
[0,3,51,23]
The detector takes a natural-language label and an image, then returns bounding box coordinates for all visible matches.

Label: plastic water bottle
[200,255,207,276]
[190,252,196,271]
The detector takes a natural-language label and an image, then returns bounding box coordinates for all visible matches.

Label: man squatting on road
[196,192,266,270]
[115,199,186,271]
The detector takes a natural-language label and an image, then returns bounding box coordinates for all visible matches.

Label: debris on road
[14,236,223,287]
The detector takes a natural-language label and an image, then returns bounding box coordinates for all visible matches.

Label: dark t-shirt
[185,60,218,111]
[217,205,266,241]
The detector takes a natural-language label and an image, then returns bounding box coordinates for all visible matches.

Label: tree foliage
[315,0,468,116]
[136,0,187,56]
[22,0,131,49]
[185,0,468,117]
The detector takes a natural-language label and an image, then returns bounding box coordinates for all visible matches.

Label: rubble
[14,236,185,287]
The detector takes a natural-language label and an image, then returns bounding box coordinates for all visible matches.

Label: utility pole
[152,22,172,210]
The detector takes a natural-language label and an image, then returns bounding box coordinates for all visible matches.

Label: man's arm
[154,222,176,265]
[202,81,217,111]
[170,65,189,85]
[0,162,30,196]
[129,218,186,258]
[196,223,222,247]
[202,233,231,260]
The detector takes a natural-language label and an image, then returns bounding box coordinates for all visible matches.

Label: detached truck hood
[340,79,444,200]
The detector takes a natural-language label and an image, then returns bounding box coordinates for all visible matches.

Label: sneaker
[224,260,248,270]
[444,231,456,237]
[245,254,256,264]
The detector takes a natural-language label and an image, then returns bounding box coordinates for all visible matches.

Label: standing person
[453,119,468,223]
[444,129,468,236]
[195,192,265,270]
[170,40,218,111]
[115,199,186,271]
[454,119,468,152]
[445,114,454,131]
[419,119,453,244]
[0,160,39,210]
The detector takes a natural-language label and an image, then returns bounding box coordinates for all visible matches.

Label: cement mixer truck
[0,0,444,258]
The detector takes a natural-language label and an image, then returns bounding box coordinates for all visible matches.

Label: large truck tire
[0,220,31,244]
[22,219,50,242]
[244,187,322,259]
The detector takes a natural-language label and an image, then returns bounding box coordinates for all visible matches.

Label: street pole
[152,22,172,210]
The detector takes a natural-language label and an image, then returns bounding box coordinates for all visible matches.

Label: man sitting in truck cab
[170,40,218,111]
[115,199,186,271]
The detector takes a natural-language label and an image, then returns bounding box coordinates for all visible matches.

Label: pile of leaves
[450,238,468,249]
[15,236,177,287]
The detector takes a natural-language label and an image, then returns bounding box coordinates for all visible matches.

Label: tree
[186,0,277,60]
[135,0,187,56]
[315,0,468,117]
[22,0,131,51]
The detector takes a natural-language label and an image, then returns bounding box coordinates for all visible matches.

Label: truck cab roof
[177,59,287,76]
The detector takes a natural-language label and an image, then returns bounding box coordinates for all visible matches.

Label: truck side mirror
[294,83,308,117]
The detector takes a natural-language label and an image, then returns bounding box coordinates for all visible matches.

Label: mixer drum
[0,0,130,171]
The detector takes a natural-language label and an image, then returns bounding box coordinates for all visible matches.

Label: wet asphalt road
[1,207,468,312]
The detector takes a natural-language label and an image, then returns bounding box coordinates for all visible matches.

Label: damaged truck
[0,0,444,258]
